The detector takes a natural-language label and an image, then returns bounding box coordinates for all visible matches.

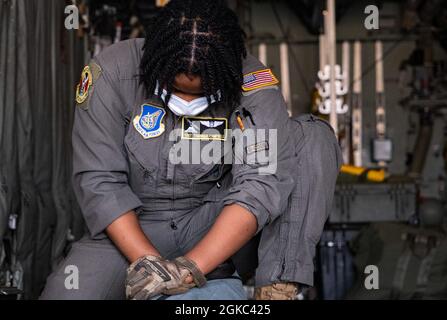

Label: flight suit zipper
[276,189,298,280]
[275,218,290,280]
[170,115,182,212]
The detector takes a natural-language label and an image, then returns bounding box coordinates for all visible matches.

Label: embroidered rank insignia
[242,69,279,92]
[76,65,93,104]
[182,117,228,141]
[133,104,166,139]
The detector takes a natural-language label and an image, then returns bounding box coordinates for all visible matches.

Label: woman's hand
[125,256,206,300]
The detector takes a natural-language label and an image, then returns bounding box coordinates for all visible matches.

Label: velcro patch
[76,65,92,104]
[133,104,166,139]
[242,69,279,92]
[182,117,228,141]
[247,141,270,155]
[76,62,102,110]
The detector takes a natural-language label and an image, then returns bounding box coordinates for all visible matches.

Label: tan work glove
[255,283,299,300]
[126,255,207,300]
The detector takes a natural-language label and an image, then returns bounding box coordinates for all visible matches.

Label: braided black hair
[140,0,247,110]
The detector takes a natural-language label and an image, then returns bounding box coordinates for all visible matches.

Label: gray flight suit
[256,115,343,288]
[40,39,296,300]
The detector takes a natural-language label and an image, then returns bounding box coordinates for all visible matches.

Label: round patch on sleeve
[75,65,93,104]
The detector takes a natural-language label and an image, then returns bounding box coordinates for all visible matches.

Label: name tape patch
[246,141,270,155]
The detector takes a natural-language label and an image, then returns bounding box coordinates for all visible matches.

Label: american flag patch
[242,69,279,92]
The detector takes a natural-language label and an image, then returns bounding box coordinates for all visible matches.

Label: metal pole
[258,42,268,66]
[280,42,292,117]
[375,40,386,139]
[327,0,338,135]
[341,41,351,164]
[342,42,350,94]
[319,34,327,71]
[352,41,363,167]
[375,40,387,167]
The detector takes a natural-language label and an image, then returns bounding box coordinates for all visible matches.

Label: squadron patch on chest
[133,104,166,139]
[182,117,228,141]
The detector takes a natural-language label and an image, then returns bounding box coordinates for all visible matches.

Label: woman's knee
[39,239,128,300]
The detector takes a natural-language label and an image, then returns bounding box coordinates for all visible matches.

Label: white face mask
[157,85,220,117]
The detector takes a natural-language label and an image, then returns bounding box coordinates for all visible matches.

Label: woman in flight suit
[40,0,296,300]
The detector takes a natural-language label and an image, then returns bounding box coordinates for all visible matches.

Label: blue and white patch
[133,104,166,139]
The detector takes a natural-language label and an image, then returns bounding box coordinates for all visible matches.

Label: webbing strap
[390,244,412,299]
[414,240,438,298]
